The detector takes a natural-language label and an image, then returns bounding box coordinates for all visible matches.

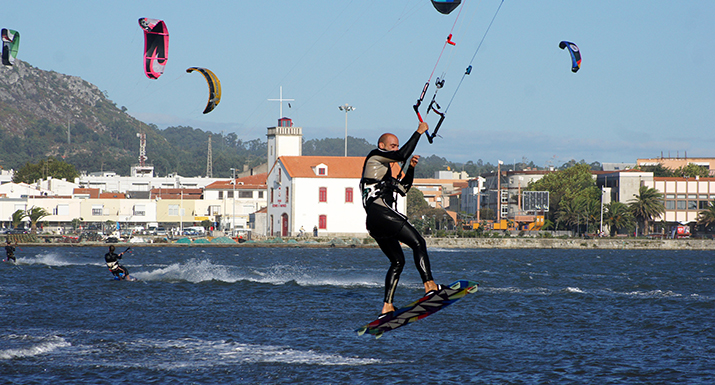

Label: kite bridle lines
[414,0,505,144]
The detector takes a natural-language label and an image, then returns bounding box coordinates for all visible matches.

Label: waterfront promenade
[8,236,715,250]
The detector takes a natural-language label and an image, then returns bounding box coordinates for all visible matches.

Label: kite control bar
[413,78,446,144]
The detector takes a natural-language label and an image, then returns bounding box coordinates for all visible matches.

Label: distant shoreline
[10,237,715,250]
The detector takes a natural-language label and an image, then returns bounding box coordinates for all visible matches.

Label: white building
[203,173,267,233]
[267,156,369,237]
[264,116,386,237]
[75,171,222,193]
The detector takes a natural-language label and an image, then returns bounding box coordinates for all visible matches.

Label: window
[688,201,697,210]
[666,194,675,199]
[92,205,103,216]
[218,191,223,199]
[665,200,675,210]
[676,201,686,210]
[133,205,145,216]
[699,201,710,210]
[286,187,289,204]
[270,188,274,203]
[227,191,234,199]
[258,191,264,199]
[319,214,327,229]
[168,204,180,216]
[54,204,69,216]
[239,191,253,198]
[278,168,282,183]
[318,167,326,175]
[345,187,353,203]
[319,187,327,202]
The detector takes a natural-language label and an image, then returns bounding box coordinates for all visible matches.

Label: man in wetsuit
[104,245,130,280]
[360,121,439,317]
[5,240,16,263]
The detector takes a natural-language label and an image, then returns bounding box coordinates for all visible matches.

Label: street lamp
[230,168,236,236]
[338,104,355,156]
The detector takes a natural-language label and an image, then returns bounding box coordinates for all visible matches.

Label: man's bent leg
[395,222,437,293]
[375,237,405,314]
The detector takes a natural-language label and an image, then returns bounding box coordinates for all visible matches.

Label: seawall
[425,237,715,250]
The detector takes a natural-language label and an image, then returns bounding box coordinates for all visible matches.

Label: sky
[7,1,715,168]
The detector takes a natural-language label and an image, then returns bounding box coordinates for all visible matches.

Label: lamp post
[230,168,236,236]
[338,104,355,157]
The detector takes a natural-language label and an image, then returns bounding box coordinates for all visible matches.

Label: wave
[133,258,384,288]
[90,338,386,368]
[483,286,712,302]
[14,252,102,267]
[0,335,70,359]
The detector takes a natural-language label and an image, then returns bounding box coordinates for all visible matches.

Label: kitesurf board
[113,275,138,282]
[357,279,478,339]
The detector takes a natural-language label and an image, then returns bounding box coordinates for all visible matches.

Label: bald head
[378,133,399,151]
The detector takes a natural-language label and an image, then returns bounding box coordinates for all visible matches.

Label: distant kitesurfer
[360,121,439,317]
[5,239,16,263]
[104,245,131,280]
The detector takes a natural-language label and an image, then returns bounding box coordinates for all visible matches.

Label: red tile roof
[149,188,203,200]
[74,188,99,198]
[204,173,267,190]
[279,156,366,178]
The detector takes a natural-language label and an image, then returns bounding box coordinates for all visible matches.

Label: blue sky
[9,1,715,168]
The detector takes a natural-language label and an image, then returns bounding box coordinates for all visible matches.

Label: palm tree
[697,200,715,231]
[628,185,665,236]
[11,209,27,229]
[557,197,586,234]
[26,206,50,234]
[604,201,635,236]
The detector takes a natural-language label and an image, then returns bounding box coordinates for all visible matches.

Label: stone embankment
[11,236,715,250]
[425,237,715,250]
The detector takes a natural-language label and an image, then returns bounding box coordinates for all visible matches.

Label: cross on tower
[268,86,295,119]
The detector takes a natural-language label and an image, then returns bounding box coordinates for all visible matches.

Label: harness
[362,178,408,210]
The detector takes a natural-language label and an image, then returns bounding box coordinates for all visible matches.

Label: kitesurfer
[104,245,131,280]
[4,239,16,263]
[360,121,439,317]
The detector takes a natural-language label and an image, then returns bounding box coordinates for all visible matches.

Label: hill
[0,60,265,178]
[0,60,543,180]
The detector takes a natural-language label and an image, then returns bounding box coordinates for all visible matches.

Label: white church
[265,117,407,238]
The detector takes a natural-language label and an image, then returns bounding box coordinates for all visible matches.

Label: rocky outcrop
[0,60,110,136]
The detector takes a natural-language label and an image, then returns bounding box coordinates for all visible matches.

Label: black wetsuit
[360,131,433,305]
[5,244,15,263]
[105,251,129,279]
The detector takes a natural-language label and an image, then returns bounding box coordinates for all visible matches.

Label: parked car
[156,227,167,236]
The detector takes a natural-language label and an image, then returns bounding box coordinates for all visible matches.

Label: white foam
[17,252,100,267]
[0,335,70,359]
[134,258,386,288]
[139,338,384,367]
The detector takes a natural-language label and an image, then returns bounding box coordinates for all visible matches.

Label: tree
[25,206,50,234]
[11,209,27,229]
[674,163,710,178]
[638,164,674,177]
[407,187,431,219]
[527,163,600,229]
[604,201,635,236]
[697,200,715,230]
[12,157,79,184]
[628,185,665,236]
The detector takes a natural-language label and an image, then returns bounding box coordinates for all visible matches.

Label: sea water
[1,246,713,384]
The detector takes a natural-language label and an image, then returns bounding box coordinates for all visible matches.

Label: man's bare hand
[417,122,429,134]
[410,155,420,167]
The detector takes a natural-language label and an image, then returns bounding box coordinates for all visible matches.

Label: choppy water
[1,246,713,384]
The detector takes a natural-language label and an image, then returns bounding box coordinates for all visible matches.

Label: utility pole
[206,135,213,178]
[338,104,355,156]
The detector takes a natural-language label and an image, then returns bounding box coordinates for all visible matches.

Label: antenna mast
[206,135,213,177]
